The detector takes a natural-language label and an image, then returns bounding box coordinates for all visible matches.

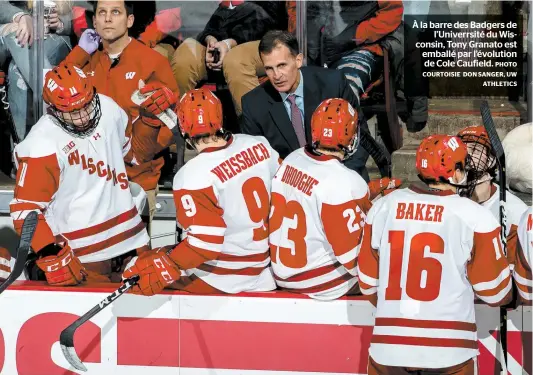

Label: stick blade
[60,343,88,372]
[60,327,87,372]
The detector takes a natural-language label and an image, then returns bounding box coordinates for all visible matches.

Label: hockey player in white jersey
[268,98,370,300]
[512,207,532,304]
[123,88,279,295]
[358,134,512,374]
[10,63,149,285]
[457,126,527,274]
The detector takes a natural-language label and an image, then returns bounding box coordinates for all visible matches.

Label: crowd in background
[0,0,418,181]
[0,0,529,188]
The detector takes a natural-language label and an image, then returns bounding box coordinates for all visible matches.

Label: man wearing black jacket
[241,30,371,180]
[170,1,287,116]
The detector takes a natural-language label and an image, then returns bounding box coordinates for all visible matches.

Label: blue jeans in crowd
[0,31,71,143]
[331,49,382,182]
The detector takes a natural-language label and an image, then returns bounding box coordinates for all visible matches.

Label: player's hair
[188,129,231,149]
[315,145,344,154]
[259,30,300,57]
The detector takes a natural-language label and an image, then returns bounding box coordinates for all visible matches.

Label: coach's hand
[122,246,181,296]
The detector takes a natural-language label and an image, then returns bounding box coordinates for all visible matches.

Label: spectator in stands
[307,1,403,109]
[0,0,73,165]
[241,30,371,180]
[63,0,179,233]
[171,1,287,117]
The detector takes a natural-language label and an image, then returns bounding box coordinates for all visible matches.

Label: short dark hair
[92,1,134,16]
[188,130,231,148]
[258,30,299,57]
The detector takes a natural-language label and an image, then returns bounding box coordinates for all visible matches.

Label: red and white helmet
[416,134,469,183]
[457,125,497,180]
[43,63,101,137]
[176,88,223,139]
[311,98,359,160]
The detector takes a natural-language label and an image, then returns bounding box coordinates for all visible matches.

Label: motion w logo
[125,72,136,80]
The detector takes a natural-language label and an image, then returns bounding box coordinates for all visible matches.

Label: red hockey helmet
[457,125,497,179]
[43,63,101,137]
[311,98,359,159]
[416,134,469,183]
[176,88,223,139]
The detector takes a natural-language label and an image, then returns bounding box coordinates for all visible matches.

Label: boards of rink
[0,282,530,375]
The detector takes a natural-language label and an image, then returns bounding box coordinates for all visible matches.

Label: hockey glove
[0,247,11,282]
[122,245,181,296]
[368,177,402,201]
[0,70,5,86]
[139,82,178,126]
[35,244,88,286]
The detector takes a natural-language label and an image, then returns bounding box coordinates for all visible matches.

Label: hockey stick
[59,274,140,372]
[359,126,392,178]
[0,211,38,294]
[480,100,508,372]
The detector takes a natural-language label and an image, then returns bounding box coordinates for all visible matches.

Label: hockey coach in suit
[241,30,370,180]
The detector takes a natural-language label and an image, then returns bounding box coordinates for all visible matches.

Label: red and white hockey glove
[368,177,402,201]
[0,247,11,282]
[35,244,88,286]
[122,245,181,296]
[139,82,178,126]
[0,70,5,86]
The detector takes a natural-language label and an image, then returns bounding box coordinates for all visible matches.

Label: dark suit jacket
[241,66,361,159]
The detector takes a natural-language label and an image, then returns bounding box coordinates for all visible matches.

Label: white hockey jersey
[357,184,512,369]
[513,207,532,302]
[171,134,279,293]
[10,94,149,263]
[269,148,371,300]
[482,185,527,267]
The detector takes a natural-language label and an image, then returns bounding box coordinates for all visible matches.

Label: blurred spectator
[309,1,429,139]
[402,0,431,21]
[241,30,371,180]
[307,1,403,109]
[286,0,296,34]
[63,0,179,231]
[171,1,287,117]
[0,0,73,162]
